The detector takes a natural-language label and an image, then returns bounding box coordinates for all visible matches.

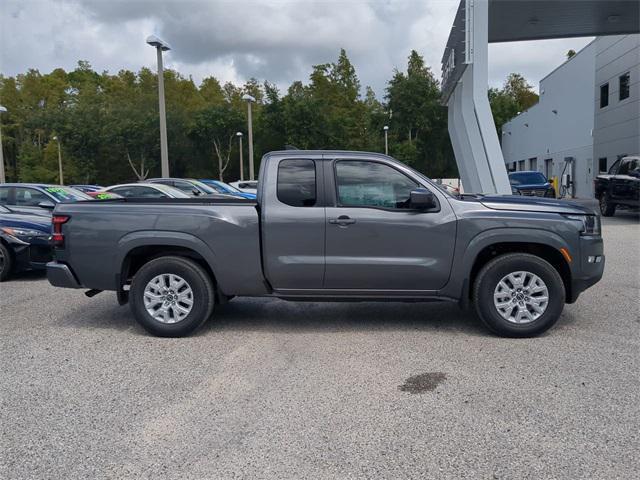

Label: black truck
[594,155,640,216]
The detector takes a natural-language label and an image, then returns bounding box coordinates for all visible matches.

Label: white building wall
[501,41,596,198]
[593,34,640,173]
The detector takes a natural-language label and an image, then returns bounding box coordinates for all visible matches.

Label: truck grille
[519,189,547,197]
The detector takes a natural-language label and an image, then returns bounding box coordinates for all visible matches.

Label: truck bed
[52,198,269,296]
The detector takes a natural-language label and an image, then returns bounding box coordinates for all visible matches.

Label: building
[501,34,640,199]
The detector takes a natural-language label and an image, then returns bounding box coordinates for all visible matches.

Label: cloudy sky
[1,0,592,96]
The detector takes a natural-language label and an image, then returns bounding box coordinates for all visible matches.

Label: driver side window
[15,188,49,206]
[335,160,418,209]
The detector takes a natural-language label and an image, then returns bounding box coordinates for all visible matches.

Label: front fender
[441,226,576,302]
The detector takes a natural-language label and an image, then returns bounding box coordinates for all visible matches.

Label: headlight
[1,227,46,237]
[564,215,601,236]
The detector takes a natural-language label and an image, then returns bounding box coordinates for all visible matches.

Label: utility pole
[242,94,256,180]
[383,125,389,155]
[53,136,63,185]
[146,35,171,177]
[236,132,244,181]
[0,105,6,183]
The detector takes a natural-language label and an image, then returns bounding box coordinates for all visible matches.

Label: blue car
[0,205,52,281]
[199,179,257,199]
[509,171,556,198]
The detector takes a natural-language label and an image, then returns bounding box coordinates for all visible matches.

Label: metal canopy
[488,0,640,43]
[440,0,640,195]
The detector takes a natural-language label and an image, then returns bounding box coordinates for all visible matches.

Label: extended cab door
[261,157,326,290]
[323,158,456,291]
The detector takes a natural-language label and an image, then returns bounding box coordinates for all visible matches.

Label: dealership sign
[441,0,472,103]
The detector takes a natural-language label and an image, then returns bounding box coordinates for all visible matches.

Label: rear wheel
[0,242,13,281]
[599,195,616,217]
[130,256,215,337]
[473,253,565,337]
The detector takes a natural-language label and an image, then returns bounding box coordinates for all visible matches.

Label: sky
[1,0,593,97]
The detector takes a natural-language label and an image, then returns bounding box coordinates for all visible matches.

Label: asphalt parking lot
[1,212,639,480]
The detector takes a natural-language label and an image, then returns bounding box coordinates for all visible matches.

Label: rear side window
[0,187,9,203]
[15,187,49,206]
[277,159,316,207]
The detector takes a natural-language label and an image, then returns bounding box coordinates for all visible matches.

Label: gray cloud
[1,0,593,98]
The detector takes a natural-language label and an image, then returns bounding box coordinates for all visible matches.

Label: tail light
[52,215,70,247]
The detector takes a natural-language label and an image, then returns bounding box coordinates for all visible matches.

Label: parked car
[86,191,123,199]
[102,183,191,199]
[0,183,92,215]
[47,150,604,339]
[229,180,258,194]
[594,155,640,216]
[199,179,257,199]
[437,183,460,195]
[69,185,104,193]
[508,171,555,197]
[145,178,233,198]
[0,205,52,281]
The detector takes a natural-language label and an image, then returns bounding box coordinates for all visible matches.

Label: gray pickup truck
[47,151,604,338]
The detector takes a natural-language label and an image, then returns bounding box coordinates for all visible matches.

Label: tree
[489,72,539,138]
[566,49,576,60]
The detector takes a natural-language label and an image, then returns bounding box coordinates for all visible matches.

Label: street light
[146,35,171,178]
[0,105,6,183]
[383,125,389,155]
[242,94,256,180]
[236,132,244,181]
[52,136,63,185]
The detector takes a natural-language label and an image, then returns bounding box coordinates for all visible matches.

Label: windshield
[509,172,547,185]
[188,180,218,194]
[44,186,92,201]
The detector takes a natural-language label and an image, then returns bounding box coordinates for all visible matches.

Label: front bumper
[568,235,605,303]
[46,262,82,289]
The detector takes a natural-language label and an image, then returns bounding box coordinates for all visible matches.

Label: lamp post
[146,35,171,178]
[236,132,244,181]
[383,125,389,155]
[0,105,6,183]
[52,136,63,185]
[242,94,256,180]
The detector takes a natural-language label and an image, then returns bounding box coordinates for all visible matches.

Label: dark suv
[594,156,640,216]
[509,171,555,198]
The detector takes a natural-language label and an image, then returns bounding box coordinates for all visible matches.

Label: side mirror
[192,189,201,196]
[38,201,55,209]
[410,189,437,210]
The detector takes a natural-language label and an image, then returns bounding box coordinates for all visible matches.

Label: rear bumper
[46,262,82,289]
[568,236,605,303]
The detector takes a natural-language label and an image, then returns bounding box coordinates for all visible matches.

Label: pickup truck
[46,150,605,338]
[594,155,640,216]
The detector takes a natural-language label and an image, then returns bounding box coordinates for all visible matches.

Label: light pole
[52,136,63,185]
[383,125,389,155]
[146,35,171,178]
[0,105,6,183]
[236,132,244,181]
[242,94,256,180]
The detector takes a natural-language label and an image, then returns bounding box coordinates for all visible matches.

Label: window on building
[600,83,609,108]
[277,159,316,207]
[598,157,608,173]
[512,162,517,172]
[518,160,525,171]
[334,160,418,210]
[529,158,537,171]
[619,72,630,101]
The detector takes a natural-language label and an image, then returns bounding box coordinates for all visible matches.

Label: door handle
[329,215,356,226]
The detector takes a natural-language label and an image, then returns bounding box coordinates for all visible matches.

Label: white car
[229,180,258,194]
[102,183,191,199]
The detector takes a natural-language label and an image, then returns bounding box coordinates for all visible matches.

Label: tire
[473,253,565,338]
[0,242,13,282]
[599,195,616,217]
[129,256,215,337]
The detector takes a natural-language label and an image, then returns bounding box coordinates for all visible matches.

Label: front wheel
[599,195,616,217]
[0,242,13,281]
[473,253,565,337]
[129,256,215,337]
